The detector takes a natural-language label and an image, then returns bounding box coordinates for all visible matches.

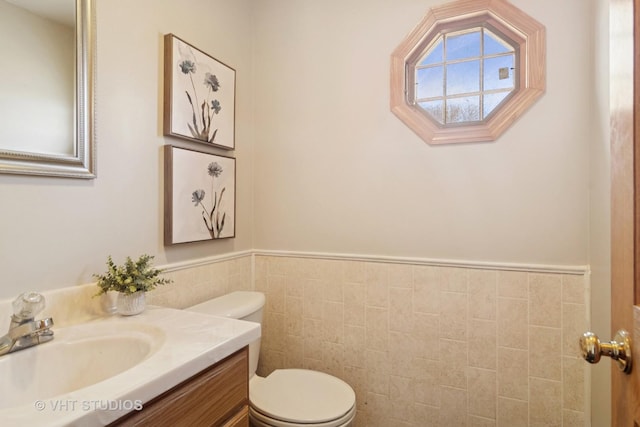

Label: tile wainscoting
[253,253,589,427]
[0,251,587,426]
[146,252,253,309]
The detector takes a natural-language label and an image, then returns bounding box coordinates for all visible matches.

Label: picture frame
[164,145,236,245]
[163,34,236,150]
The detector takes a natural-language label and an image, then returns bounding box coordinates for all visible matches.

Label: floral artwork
[164,34,235,150]
[164,146,235,244]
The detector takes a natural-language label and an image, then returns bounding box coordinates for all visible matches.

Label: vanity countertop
[0,306,260,427]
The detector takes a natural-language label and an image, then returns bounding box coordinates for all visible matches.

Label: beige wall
[0,0,255,300]
[251,0,593,267]
[255,255,589,426]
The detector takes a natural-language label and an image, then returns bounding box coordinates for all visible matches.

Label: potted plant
[94,254,172,315]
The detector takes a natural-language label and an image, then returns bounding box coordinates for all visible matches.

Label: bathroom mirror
[0,0,95,179]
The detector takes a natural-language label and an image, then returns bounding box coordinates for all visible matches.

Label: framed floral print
[164,145,236,244]
[163,34,236,150]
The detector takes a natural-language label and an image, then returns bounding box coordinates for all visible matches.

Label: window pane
[483,30,513,55]
[483,92,510,118]
[416,66,443,98]
[419,101,444,124]
[446,31,481,60]
[420,38,443,65]
[484,55,515,91]
[446,96,480,123]
[446,60,480,95]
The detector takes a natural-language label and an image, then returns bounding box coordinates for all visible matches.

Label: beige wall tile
[497,298,528,349]
[497,271,528,299]
[440,291,468,340]
[390,287,413,333]
[529,273,562,327]
[344,324,366,368]
[285,295,303,336]
[469,319,497,369]
[284,275,304,297]
[412,312,440,360]
[390,375,415,424]
[322,301,344,343]
[562,356,586,412]
[413,266,441,314]
[562,409,585,427]
[366,350,390,395]
[529,378,561,426]
[267,275,286,315]
[343,365,367,410]
[529,326,561,380]
[414,403,440,427]
[365,306,389,351]
[468,368,497,419]
[389,332,415,376]
[497,347,528,401]
[303,279,323,319]
[562,274,586,304]
[250,256,589,427]
[497,397,528,427]
[440,386,468,426]
[365,392,391,427]
[469,269,497,320]
[562,303,587,357]
[344,261,366,283]
[439,339,468,389]
[388,263,413,288]
[412,357,441,406]
[344,282,366,326]
[469,415,497,426]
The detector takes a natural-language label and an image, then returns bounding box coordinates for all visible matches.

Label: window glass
[413,26,517,126]
[446,96,480,123]
[445,31,481,60]
[420,38,444,66]
[416,66,444,98]
[446,60,480,95]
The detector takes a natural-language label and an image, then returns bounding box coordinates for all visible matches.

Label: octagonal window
[391,0,545,144]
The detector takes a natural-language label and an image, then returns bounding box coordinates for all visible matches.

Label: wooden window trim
[390,0,545,144]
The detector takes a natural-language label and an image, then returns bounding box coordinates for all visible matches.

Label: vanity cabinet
[112,346,249,427]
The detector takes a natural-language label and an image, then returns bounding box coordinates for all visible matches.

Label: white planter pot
[117,291,146,316]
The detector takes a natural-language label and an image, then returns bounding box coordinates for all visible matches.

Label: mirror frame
[0,0,95,179]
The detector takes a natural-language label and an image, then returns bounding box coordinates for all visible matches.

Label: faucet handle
[12,292,45,320]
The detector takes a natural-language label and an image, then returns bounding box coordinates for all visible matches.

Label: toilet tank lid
[186,291,265,319]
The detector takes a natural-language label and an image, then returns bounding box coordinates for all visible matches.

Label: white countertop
[0,306,260,426]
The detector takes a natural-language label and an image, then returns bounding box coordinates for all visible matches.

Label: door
[610,0,640,424]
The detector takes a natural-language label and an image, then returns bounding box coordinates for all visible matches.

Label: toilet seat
[249,369,356,427]
[249,405,356,427]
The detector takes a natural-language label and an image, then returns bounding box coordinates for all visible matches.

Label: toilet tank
[186,291,265,377]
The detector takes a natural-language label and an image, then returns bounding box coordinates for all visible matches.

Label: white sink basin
[0,307,260,427]
[0,322,164,409]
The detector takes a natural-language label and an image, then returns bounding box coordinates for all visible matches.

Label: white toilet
[187,291,356,427]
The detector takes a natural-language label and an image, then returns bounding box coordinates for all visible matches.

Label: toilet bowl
[187,291,356,427]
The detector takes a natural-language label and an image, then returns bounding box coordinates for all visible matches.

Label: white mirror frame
[0,0,95,179]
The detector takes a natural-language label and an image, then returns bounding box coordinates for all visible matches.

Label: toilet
[187,291,356,427]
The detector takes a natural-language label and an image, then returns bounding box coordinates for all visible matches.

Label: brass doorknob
[580,330,632,374]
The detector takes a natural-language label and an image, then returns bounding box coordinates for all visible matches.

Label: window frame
[390,0,545,144]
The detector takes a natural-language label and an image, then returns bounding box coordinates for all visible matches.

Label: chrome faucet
[0,292,54,356]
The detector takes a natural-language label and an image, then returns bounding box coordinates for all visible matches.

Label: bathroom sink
[0,321,164,409]
[0,306,260,427]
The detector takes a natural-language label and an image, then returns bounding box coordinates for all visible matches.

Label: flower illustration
[207,162,223,177]
[191,163,226,239]
[177,45,222,143]
[191,189,205,205]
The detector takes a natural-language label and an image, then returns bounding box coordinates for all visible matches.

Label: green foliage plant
[94,254,172,296]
